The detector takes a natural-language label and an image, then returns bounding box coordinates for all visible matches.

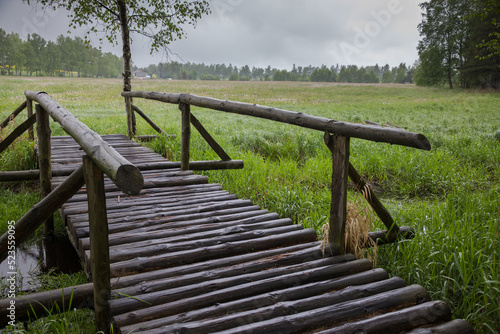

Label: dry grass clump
[321,191,378,265]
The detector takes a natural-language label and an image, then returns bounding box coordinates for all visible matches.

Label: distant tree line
[416,0,500,88]
[0,28,122,78]
[0,28,417,84]
[141,61,415,84]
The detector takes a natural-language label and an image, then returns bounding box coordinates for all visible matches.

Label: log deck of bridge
[48,133,472,333]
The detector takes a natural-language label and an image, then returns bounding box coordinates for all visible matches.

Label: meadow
[0,76,499,333]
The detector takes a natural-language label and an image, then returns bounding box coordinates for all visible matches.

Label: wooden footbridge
[0,91,474,333]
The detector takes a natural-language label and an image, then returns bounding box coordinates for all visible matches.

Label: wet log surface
[0,134,471,333]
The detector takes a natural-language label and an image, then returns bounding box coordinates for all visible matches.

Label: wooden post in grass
[26,98,34,140]
[36,104,53,237]
[324,132,350,255]
[179,102,191,170]
[83,155,111,334]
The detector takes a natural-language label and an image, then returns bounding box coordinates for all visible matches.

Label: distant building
[133,70,150,79]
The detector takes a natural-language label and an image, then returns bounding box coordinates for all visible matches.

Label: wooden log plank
[70,205,263,240]
[111,256,368,317]
[112,258,372,326]
[79,210,275,251]
[25,91,143,195]
[82,156,111,333]
[68,198,253,225]
[316,301,453,334]
[0,283,93,327]
[80,211,275,251]
[113,249,355,300]
[64,183,222,204]
[0,166,85,261]
[325,133,350,255]
[151,277,407,334]
[78,191,236,215]
[121,268,389,333]
[405,319,475,334]
[122,91,431,150]
[0,100,27,129]
[109,242,320,290]
[36,104,54,236]
[190,112,231,161]
[0,113,36,154]
[96,224,303,263]
[209,285,430,334]
[62,190,231,216]
[109,228,318,277]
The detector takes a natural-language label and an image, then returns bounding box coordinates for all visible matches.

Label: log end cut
[115,164,144,196]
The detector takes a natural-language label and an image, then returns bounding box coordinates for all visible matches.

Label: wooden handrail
[25,91,143,195]
[122,91,431,151]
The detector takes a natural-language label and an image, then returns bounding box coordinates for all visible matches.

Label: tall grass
[0,77,499,332]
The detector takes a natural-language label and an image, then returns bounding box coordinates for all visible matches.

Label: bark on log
[152,277,406,334]
[317,301,453,334]
[131,105,167,136]
[120,268,389,333]
[24,91,143,195]
[0,100,27,129]
[0,113,36,154]
[405,319,475,334]
[112,258,372,326]
[179,102,191,170]
[83,156,111,334]
[26,98,34,140]
[0,284,94,328]
[36,104,54,236]
[0,166,85,262]
[348,161,398,232]
[208,285,429,334]
[190,112,231,161]
[368,226,415,246]
[109,228,318,277]
[325,133,350,255]
[122,91,431,150]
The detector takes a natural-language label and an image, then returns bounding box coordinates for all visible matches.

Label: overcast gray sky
[0,0,423,69]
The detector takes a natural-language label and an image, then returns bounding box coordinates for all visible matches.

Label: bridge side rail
[123,91,431,255]
[0,91,144,333]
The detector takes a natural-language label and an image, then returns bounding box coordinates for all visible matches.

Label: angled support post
[83,155,111,334]
[324,132,350,255]
[36,104,53,237]
[179,102,191,171]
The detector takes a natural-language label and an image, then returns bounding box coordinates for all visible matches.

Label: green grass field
[1,77,499,333]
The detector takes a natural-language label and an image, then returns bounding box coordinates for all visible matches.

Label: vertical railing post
[324,132,350,255]
[36,104,53,237]
[179,102,191,171]
[26,98,34,140]
[82,155,111,334]
[125,96,136,139]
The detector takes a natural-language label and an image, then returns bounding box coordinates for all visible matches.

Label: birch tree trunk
[117,0,136,138]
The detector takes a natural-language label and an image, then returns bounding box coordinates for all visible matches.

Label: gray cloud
[0,0,422,69]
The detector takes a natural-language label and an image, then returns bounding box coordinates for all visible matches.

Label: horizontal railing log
[25,91,143,195]
[122,91,431,151]
[0,160,244,182]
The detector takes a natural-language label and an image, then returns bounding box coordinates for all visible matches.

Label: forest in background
[0,28,413,84]
[1,0,499,88]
